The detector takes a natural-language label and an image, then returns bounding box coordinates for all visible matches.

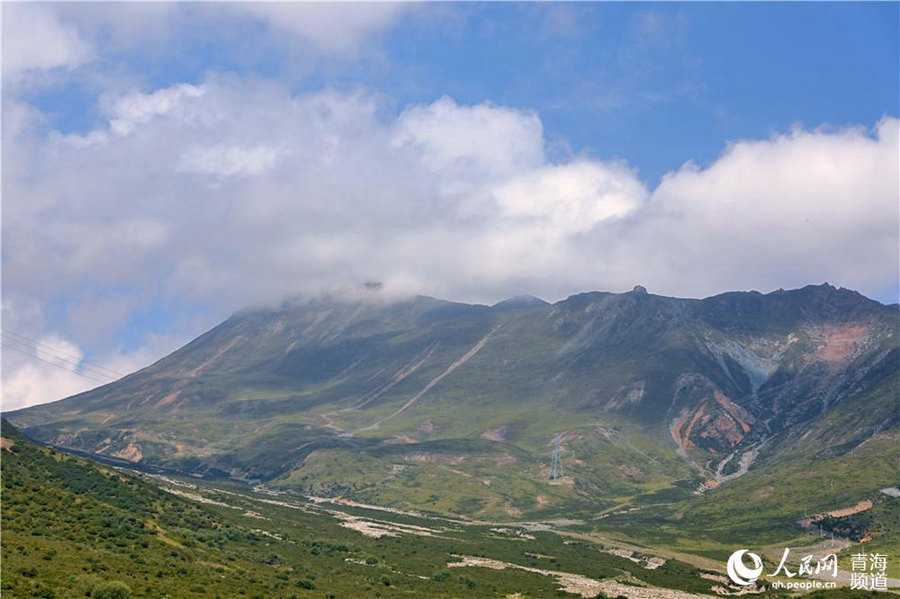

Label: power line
[0,334,123,383]
[1,328,126,378]
[0,328,126,378]
[1,341,112,385]
[1,334,83,370]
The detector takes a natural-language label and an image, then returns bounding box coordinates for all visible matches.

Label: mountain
[492,294,550,310]
[8,284,899,536]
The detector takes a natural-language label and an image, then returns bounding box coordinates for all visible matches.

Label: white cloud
[1,3,92,81]
[51,3,178,50]
[394,96,545,187]
[2,1,404,88]
[620,117,900,297]
[3,77,898,412]
[5,79,653,312]
[493,161,647,234]
[178,144,285,178]
[2,357,91,412]
[239,2,406,54]
[106,84,205,136]
[7,80,898,307]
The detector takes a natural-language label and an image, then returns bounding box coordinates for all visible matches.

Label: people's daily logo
[724,548,892,591]
[727,550,764,586]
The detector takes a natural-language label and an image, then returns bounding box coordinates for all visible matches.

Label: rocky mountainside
[8,283,898,520]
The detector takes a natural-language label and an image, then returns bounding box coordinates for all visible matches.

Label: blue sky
[2,2,898,409]
[21,3,899,183]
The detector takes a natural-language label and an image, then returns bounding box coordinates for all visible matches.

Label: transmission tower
[548,433,563,481]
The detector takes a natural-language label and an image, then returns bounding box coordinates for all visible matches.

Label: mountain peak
[491,295,550,311]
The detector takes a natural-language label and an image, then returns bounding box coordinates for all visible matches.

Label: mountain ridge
[7,283,898,529]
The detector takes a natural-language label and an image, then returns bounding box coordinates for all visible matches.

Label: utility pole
[549,433,563,481]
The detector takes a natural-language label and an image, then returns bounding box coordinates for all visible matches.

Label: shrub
[91,580,132,599]
[458,575,476,589]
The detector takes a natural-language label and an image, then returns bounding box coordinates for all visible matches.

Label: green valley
[0,419,801,598]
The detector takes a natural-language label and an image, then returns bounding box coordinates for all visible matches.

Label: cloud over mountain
[6,78,896,315]
[2,4,896,411]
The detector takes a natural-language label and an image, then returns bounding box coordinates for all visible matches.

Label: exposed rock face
[481,425,508,442]
[669,374,756,456]
[815,324,870,362]
[606,381,647,411]
[111,442,143,463]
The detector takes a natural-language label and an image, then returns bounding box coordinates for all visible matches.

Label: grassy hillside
[0,420,729,598]
[4,420,895,597]
[2,419,353,598]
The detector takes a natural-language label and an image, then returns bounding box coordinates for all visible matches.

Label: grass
[2,419,744,598]
[4,419,896,597]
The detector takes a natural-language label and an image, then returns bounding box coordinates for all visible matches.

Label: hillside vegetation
[0,420,769,598]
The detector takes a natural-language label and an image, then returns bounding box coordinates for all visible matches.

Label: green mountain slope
[5,419,792,598]
[7,284,898,530]
[1,419,339,598]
